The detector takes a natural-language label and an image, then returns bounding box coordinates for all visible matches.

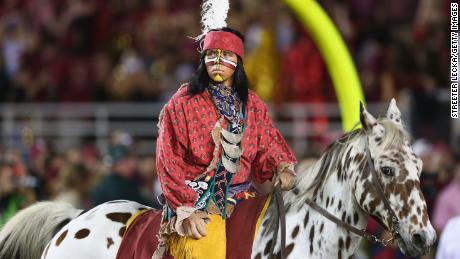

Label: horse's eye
[381,166,395,177]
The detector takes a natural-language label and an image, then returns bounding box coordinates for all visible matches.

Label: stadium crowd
[0,0,455,258]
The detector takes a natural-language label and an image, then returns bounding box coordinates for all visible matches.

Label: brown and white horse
[0,100,436,259]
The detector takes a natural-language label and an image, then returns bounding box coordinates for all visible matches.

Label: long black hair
[188,27,249,105]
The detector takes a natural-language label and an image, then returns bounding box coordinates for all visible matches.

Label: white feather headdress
[194,0,230,41]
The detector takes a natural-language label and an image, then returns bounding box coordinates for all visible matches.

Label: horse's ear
[360,102,386,142]
[360,102,377,131]
[386,98,402,126]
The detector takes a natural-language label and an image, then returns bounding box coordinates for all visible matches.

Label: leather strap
[305,199,370,238]
[305,198,384,244]
[269,187,287,259]
[365,145,400,237]
[305,140,400,246]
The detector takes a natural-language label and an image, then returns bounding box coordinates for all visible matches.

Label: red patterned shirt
[156,85,297,211]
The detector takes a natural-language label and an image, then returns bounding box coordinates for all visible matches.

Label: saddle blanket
[116,194,270,259]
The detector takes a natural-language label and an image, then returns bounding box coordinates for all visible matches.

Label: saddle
[116,194,270,259]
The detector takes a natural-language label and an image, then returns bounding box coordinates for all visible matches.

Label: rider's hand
[182,211,209,239]
[273,168,296,191]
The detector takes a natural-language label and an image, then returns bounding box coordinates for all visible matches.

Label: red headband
[203,31,245,60]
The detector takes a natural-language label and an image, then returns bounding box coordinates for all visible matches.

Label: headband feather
[195,0,230,41]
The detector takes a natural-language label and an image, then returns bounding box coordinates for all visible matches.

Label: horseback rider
[154,16,298,259]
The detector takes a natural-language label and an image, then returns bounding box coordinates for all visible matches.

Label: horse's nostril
[412,233,425,248]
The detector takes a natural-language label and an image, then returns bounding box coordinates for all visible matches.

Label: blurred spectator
[436,216,460,259]
[54,163,92,209]
[415,139,442,215]
[109,48,161,101]
[138,156,162,209]
[432,163,460,232]
[0,160,26,227]
[274,32,333,146]
[91,51,113,101]
[90,132,154,207]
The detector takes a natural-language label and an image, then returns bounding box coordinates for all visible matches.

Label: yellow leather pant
[167,214,226,259]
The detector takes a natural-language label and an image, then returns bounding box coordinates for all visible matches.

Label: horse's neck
[282,138,369,257]
[286,137,366,208]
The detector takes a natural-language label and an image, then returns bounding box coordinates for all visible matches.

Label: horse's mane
[286,118,409,207]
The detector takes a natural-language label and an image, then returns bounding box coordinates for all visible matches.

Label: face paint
[205,49,238,83]
[216,49,221,64]
[204,49,238,70]
[213,74,224,82]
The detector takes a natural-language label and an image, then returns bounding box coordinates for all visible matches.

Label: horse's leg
[42,200,151,259]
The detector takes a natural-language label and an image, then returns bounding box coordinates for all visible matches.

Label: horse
[0,99,436,259]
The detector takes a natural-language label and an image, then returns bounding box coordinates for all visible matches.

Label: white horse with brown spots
[252,100,436,258]
[0,100,436,259]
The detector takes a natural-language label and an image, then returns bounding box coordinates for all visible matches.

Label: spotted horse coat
[41,200,150,259]
[251,99,436,259]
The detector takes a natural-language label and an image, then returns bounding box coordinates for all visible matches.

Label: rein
[269,187,287,259]
[305,138,400,247]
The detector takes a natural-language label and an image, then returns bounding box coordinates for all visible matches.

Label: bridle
[268,136,401,259]
[305,137,400,247]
